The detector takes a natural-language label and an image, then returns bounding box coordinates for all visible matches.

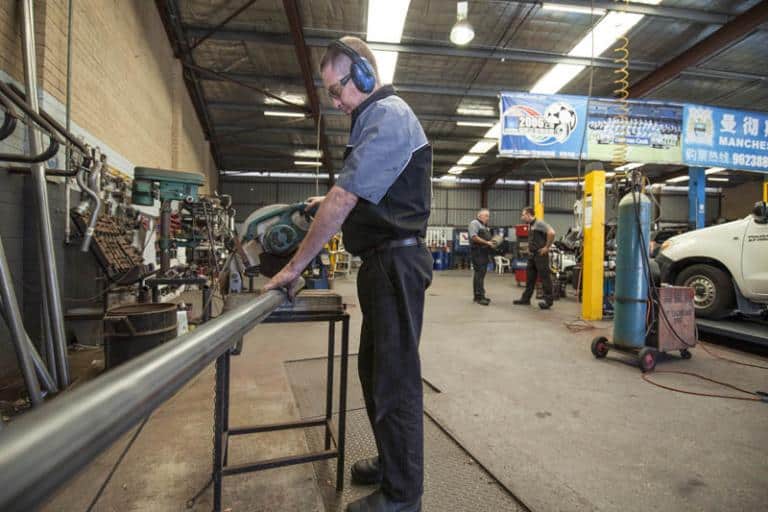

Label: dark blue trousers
[356,245,433,501]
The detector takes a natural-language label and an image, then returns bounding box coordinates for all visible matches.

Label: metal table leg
[325,321,335,450]
[213,353,226,512]
[337,315,350,491]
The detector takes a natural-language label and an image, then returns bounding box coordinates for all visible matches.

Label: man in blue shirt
[266,37,431,512]
[468,209,494,305]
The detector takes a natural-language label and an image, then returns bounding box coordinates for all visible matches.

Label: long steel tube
[0,238,42,404]
[20,0,70,387]
[0,280,300,511]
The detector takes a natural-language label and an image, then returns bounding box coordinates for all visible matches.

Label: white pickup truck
[656,201,768,319]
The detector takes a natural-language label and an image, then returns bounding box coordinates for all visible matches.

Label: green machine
[132,167,205,273]
[132,167,205,206]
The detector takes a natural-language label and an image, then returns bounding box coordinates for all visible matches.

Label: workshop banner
[499,93,588,160]
[585,99,683,165]
[682,105,768,173]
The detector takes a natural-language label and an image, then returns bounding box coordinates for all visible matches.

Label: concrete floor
[40,270,768,511]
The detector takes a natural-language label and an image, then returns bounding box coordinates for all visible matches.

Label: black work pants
[471,250,489,299]
[357,245,433,501]
[521,254,553,304]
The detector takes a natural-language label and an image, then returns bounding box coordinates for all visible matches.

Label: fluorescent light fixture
[542,3,606,15]
[294,160,323,166]
[372,50,399,85]
[605,172,616,178]
[367,0,410,84]
[440,174,458,181]
[469,140,496,153]
[458,155,480,166]
[569,12,645,59]
[367,0,411,43]
[264,110,306,118]
[485,122,501,139]
[264,94,305,106]
[294,149,322,158]
[530,63,585,94]
[705,167,726,175]
[448,166,466,175]
[707,177,729,182]
[456,120,496,128]
[614,162,644,171]
[665,175,689,183]
[450,1,475,46]
[457,106,496,116]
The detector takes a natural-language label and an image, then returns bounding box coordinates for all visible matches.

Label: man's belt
[361,237,424,258]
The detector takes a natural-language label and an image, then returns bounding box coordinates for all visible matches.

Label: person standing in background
[469,209,494,305]
[514,207,556,309]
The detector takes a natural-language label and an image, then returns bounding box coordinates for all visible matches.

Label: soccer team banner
[498,92,768,174]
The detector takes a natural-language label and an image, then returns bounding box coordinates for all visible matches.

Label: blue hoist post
[688,167,706,230]
[612,188,651,349]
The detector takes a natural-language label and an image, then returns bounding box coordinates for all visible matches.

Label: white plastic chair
[494,256,511,275]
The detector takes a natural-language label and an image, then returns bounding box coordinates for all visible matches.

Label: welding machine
[590,174,697,372]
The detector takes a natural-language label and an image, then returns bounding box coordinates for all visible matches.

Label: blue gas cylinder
[612,191,651,349]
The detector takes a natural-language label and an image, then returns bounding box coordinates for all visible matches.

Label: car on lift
[656,201,768,319]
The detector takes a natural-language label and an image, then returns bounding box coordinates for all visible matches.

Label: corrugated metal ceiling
[159,0,768,188]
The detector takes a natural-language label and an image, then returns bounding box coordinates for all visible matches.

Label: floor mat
[285,355,526,512]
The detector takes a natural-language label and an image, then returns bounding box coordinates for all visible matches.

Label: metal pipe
[1,165,80,177]
[0,280,301,511]
[4,82,87,154]
[159,199,172,273]
[80,152,103,252]
[0,237,43,405]
[74,160,102,252]
[0,94,19,141]
[20,0,70,387]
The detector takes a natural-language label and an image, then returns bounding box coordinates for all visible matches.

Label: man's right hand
[305,196,325,211]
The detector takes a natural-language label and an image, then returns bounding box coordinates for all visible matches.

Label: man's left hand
[538,247,550,256]
[263,263,301,299]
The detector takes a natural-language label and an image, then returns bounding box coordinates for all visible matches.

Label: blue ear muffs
[331,40,376,94]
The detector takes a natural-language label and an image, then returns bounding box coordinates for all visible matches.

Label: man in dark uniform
[265,36,431,512]
[514,207,556,309]
[468,209,494,305]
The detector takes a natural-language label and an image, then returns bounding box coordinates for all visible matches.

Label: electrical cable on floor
[641,370,767,403]
[84,414,151,512]
[698,341,768,370]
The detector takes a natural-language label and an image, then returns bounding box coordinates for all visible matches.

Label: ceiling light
[264,110,306,118]
[450,1,474,46]
[295,160,323,166]
[614,162,644,171]
[569,12,645,59]
[705,167,726,175]
[530,63,586,94]
[458,155,480,166]
[372,50,399,85]
[542,3,606,15]
[469,140,496,153]
[707,177,729,182]
[265,94,305,106]
[367,0,410,85]
[448,166,466,175]
[440,174,459,181]
[294,149,322,158]
[665,175,689,183]
[367,0,411,43]
[485,122,501,139]
[456,120,496,128]
[457,106,496,117]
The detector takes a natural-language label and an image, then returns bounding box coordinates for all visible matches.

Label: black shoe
[539,301,553,310]
[346,490,421,512]
[351,456,382,485]
[513,299,530,305]
[474,297,490,306]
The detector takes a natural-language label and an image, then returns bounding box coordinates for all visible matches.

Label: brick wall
[0,1,217,379]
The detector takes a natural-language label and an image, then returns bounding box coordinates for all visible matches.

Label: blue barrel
[612,191,651,349]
